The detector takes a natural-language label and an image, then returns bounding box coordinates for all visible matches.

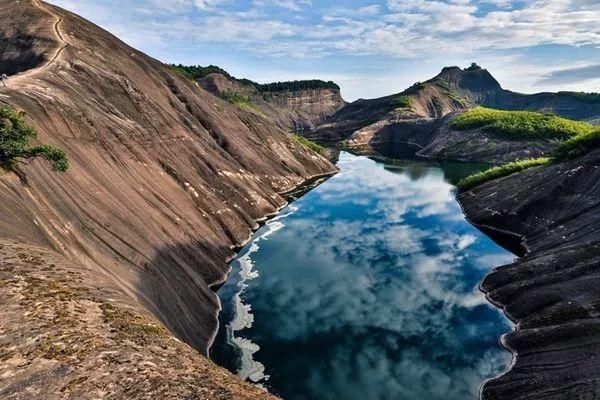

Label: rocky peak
[434,63,502,103]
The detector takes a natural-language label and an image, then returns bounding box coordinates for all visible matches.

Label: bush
[451,107,595,140]
[457,157,551,190]
[0,107,68,172]
[293,135,325,155]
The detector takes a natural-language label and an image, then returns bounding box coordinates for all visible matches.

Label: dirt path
[6,0,70,87]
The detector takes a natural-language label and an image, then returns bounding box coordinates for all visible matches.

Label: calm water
[211,152,513,400]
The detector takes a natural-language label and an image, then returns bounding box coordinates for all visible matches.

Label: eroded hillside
[0,0,334,397]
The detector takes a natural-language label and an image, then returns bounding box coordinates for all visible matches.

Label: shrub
[451,107,595,140]
[0,107,68,172]
[457,157,551,191]
[293,135,325,155]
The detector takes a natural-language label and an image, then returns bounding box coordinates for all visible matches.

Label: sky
[47,0,600,101]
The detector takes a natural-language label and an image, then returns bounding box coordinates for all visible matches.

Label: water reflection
[212,152,513,400]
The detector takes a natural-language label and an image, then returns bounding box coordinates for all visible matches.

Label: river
[211,152,513,400]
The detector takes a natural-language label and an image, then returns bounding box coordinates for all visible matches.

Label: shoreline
[206,169,338,355]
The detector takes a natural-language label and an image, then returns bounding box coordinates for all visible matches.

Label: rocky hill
[0,0,335,398]
[458,148,600,400]
[436,63,600,122]
[172,65,346,132]
[309,64,599,163]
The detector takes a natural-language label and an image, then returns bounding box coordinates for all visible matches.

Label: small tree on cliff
[0,107,68,172]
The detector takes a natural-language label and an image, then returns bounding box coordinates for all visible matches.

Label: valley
[0,1,599,400]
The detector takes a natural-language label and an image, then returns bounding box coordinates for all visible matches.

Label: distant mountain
[171,64,346,132]
[433,63,600,121]
[308,63,599,163]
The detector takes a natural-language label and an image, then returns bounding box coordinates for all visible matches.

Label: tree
[0,107,68,172]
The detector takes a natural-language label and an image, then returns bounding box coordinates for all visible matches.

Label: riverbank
[458,148,600,399]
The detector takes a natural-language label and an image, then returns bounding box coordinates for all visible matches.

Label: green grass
[457,157,552,191]
[391,95,413,110]
[451,107,595,140]
[555,128,600,160]
[293,135,326,155]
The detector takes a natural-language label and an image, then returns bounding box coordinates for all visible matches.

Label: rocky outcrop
[199,73,345,132]
[435,63,600,122]
[458,148,600,399]
[0,0,334,397]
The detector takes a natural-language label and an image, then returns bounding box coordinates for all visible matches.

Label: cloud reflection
[220,153,512,400]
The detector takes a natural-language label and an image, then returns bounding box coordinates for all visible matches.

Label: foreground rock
[0,239,277,400]
[458,148,600,399]
[0,0,334,397]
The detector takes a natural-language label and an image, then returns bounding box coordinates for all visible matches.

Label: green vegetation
[392,95,413,110]
[170,64,340,93]
[555,128,600,160]
[451,107,596,140]
[293,135,326,155]
[457,157,551,190]
[221,90,264,116]
[0,107,68,172]
[258,80,339,92]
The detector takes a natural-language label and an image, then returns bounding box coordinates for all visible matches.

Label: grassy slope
[454,108,600,190]
[457,157,551,190]
[451,107,595,140]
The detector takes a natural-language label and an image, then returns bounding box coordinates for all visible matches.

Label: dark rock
[458,148,600,399]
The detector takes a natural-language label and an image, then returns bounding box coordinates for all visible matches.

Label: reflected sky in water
[212,152,514,400]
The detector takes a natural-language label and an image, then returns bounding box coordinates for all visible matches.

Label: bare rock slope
[458,148,600,399]
[0,0,334,397]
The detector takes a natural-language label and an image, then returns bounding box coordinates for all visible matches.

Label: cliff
[0,0,334,398]
[199,72,345,132]
[458,148,600,399]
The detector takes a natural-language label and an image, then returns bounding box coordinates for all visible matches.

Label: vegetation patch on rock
[0,107,68,172]
[293,135,326,155]
[555,128,600,160]
[451,107,595,140]
[457,157,551,190]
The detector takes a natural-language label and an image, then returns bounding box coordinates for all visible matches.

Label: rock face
[458,148,600,399]
[0,0,334,397]
[199,73,346,132]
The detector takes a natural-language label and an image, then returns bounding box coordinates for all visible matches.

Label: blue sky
[48,0,599,101]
